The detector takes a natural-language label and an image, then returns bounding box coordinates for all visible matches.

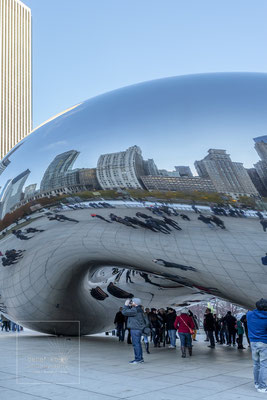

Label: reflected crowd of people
[0,314,23,332]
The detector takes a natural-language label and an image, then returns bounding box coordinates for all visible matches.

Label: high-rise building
[40,150,80,192]
[24,183,37,197]
[246,168,267,197]
[253,136,267,194]
[174,166,193,177]
[96,145,146,190]
[0,0,32,159]
[0,168,30,217]
[195,149,258,197]
[78,168,100,190]
[254,136,267,161]
[143,159,159,176]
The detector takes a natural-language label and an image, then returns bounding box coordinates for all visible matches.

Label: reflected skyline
[1,72,267,208]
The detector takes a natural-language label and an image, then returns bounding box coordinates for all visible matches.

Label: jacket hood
[253,309,267,319]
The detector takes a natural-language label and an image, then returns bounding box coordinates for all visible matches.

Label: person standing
[122,298,147,364]
[149,308,161,347]
[214,314,221,343]
[174,309,194,358]
[236,319,245,349]
[241,313,250,346]
[142,307,151,354]
[166,308,177,348]
[188,310,198,341]
[1,314,10,332]
[204,308,215,348]
[114,307,126,342]
[247,298,267,393]
[223,311,237,346]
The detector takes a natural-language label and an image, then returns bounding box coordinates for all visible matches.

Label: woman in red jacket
[174,309,195,358]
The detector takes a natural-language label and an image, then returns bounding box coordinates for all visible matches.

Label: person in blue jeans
[166,308,177,348]
[247,298,267,393]
[122,298,147,364]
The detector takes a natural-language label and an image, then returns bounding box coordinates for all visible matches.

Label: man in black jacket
[204,308,215,348]
[223,311,237,346]
[166,308,177,348]
[114,307,126,342]
[122,298,146,364]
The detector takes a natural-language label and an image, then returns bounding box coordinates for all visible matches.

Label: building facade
[0,0,32,159]
[40,150,80,192]
[254,136,267,161]
[96,145,146,190]
[143,158,159,176]
[141,175,216,193]
[246,168,267,197]
[253,136,267,194]
[0,168,30,217]
[195,149,258,197]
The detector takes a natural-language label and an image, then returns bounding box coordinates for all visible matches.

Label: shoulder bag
[180,316,194,335]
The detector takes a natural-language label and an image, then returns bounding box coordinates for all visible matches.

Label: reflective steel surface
[0,72,267,335]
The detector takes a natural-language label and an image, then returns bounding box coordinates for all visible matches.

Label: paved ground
[0,329,261,400]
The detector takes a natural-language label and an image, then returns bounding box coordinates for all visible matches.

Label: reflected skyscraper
[0,168,30,217]
[254,136,267,193]
[254,136,267,161]
[174,166,193,177]
[143,159,159,176]
[40,150,80,192]
[0,0,32,159]
[195,149,258,197]
[97,145,146,190]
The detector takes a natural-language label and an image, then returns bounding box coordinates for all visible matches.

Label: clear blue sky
[23,0,267,129]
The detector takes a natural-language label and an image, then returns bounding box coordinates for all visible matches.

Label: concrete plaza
[0,329,261,400]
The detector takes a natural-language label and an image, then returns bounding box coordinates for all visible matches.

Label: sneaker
[129,360,139,364]
[255,384,260,389]
[169,345,175,348]
[257,388,267,393]
[139,359,144,363]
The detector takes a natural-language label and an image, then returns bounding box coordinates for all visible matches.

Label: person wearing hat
[122,298,147,364]
[247,298,267,393]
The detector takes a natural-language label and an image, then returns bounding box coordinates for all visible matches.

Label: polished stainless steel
[0,72,267,335]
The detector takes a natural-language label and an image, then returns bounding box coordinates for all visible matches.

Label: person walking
[174,309,194,358]
[204,308,216,348]
[122,298,147,364]
[166,308,177,348]
[247,298,267,393]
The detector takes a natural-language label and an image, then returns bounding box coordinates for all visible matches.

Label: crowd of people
[113,302,249,362]
[116,297,267,394]
[0,314,23,332]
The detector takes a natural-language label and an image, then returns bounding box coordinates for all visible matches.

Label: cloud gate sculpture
[1,72,267,335]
